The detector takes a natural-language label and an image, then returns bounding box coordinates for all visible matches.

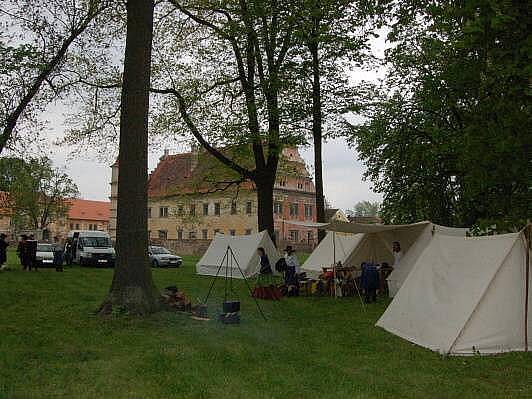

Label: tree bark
[255,173,276,242]
[101,0,159,315]
[309,29,326,243]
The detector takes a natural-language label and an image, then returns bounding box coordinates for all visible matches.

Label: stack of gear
[162,285,195,312]
[219,300,240,324]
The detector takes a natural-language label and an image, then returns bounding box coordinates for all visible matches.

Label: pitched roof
[325,208,340,221]
[67,199,110,221]
[146,147,313,198]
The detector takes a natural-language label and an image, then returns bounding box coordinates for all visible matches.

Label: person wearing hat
[0,233,8,269]
[284,245,300,296]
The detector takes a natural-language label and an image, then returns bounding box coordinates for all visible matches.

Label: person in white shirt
[284,245,300,274]
[392,241,403,269]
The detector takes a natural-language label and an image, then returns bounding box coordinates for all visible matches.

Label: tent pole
[333,231,336,298]
[525,225,530,352]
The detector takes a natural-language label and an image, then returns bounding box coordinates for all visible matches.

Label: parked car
[65,230,115,267]
[148,246,182,268]
[35,243,55,267]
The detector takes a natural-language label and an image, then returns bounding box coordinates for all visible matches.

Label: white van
[65,230,115,267]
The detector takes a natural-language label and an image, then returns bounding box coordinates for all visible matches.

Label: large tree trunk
[310,35,326,243]
[255,174,276,242]
[101,0,159,315]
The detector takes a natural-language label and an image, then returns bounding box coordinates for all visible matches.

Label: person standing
[26,234,38,271]
[17,235,29,270]
[361,262,380,303]
[52,236,64,272]
[284,245,300,296]
[392,241,403,270]
[0,234,8,269]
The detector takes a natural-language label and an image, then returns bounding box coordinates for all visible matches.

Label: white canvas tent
[301,232,364,277]
[196,231,280,279]
[386,224,469,296]
[377,229,532,355]
[301,221,454,288]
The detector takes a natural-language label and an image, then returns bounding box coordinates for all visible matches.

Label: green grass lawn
[0,250,530,399]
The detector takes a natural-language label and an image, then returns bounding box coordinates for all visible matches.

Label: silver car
[148,246,182,268]
[36,243,55,267]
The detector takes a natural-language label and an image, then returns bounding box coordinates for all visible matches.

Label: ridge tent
[301,232,364,277]
[196,231,280,279]
[377,229,531,355]
[386,224,469,297]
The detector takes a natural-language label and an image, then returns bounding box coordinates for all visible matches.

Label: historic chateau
[109,147,317,244]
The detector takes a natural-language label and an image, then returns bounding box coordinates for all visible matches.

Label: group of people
[252,245,301,300]
[252,240,403,304]
[0,234,65,272]
[16,234,39,271]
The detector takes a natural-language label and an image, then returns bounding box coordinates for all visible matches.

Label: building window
[190,204,196,216]
[177,205,184,216]
[246,201,253,215]
[230,229,236,236]
[189,231,197,240]
[148,230,151,239]
[214,202,221,216]
[177,229,183,240]
[297,182,303,189]
[158,230,168,240]
[214,229,221,235]
[304,204,313,219]
[75,224,80,229]
[148,208,152,218]
[279,179,287,187]
[70,223,74,230]
[202,229,208,240]
[230,201,237,215]
[289,230,299,242]
[289,203,299,217]
[203,203,209,216]
[159,207,168,218]
[274,201,283,215]
[245,229,252,235]
[307,231,313,243]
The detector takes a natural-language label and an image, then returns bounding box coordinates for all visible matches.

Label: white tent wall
[451,238,531,354]
[301,232,364,277]
[196,231,280,279]
[387,224,469,297]
[377,232,530,355]
[346,223,429,269]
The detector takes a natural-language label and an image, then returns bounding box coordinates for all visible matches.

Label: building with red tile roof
[109,146,317,245]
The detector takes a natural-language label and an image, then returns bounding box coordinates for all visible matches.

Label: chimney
[160,148,170,161]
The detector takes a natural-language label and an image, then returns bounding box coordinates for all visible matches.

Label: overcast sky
[40,30,388,212]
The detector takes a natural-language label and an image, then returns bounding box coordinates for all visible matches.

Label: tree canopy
[0,157,79,231]
[349,0,531,231]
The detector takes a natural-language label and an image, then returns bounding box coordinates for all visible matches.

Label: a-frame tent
[196,231,280,279]
[301,231,364,277]
[377,229,532,355]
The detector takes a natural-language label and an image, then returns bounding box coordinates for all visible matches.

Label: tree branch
[150,86,254,179]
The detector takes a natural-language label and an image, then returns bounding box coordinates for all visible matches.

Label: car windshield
[150,247,170,254]
[80,236,111,248]
[37,244,53,252]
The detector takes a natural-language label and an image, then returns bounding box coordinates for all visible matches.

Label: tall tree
[296,0,380,241]
[349,0,531,230]
[101,0,159,315]
[0,157,79,231]
[0,0,111,153]
[149,0,306,241]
